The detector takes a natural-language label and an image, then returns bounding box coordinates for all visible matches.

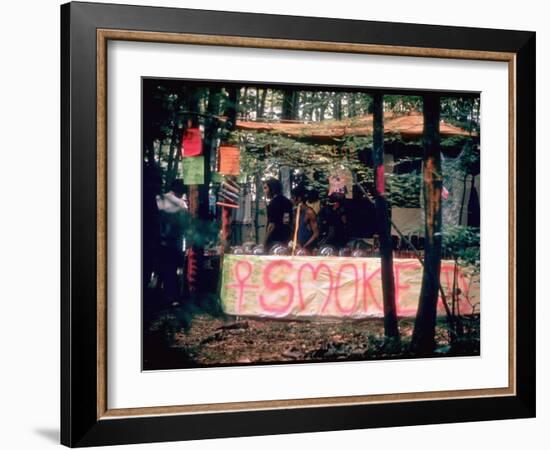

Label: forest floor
[142,312,480,369]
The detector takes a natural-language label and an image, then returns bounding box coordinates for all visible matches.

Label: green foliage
[441,225,480,272]
[384,95,422,114]
[179,213,220,248]
[441,97,480,133]
[386,171,421,208]
[441,137,480,172]
[339,133,373,149]
[456,140,480,175]
[440,135,469,148]
[235,89,375,121]
[229,130,373,188]
[145,82,481,232]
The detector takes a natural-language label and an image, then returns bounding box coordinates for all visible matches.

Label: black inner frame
[61,2,535,447]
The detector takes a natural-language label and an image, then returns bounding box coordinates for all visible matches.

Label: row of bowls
[230,242,369,258]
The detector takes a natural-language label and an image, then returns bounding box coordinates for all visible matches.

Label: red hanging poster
[181,127,203,157]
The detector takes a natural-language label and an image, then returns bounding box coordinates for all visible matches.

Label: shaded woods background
[142,79,480,370]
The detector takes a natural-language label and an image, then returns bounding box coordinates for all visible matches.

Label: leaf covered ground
[162,313,479,368]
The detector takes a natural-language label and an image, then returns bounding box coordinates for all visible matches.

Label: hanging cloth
[467,179,480,227]
[181,128,202,157]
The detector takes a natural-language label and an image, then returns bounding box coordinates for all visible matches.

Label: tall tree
[186,88,202,301]
[349,93,357,118]
[164,90,185,190]
[372,93,400,346]
[281,89,295,120]
[292,91,300,119]
[225,87,239,129]
[241,87,249,119]
[257,88,268,119]
[333,93,342,120]
[220,87,239,251]
[411,94,443,355]
[307,92,317,121]
[201,87,222,218]
[142,79,163,165]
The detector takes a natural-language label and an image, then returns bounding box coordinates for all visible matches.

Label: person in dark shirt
[263,178,293,250]
[318,192,349,248]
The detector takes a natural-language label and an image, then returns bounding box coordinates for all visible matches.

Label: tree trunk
[349,93,357,118]
[257,88,268,119]
[142,81,158,165]
[292,91,300,120]
[187,87,223,304]
[225,87,239,129]
[219,86,238,251]
[163,88,187,188]
[201,87,221,218]
[410,93,443,355]
[467,175,480,227]
[269,89,275,118]
[254,173,261,244]
[186,89,203,301]
[452,258,464,339]
[458,173,468,226]
[166,140,182,191]
[333,93,342,120]
[241,87,248,118]
[307,92,316,121]
[372,93,400,345]
[282,89,294,120]
[165,118,181,190]
[319,92,327,121]
[282,90,300,120]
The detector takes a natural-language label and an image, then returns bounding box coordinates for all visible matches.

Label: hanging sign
[182,155,204,185]
[181,127,203,157]
[220,255,479,319]
[219,146,240,175]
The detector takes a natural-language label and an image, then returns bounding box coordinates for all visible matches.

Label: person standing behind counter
[263,178,293,250]
[291,186,319,251]
[318,192,349,249]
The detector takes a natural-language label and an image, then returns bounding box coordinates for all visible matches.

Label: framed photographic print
[61,1,535,447]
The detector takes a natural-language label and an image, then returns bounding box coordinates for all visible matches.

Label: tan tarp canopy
[235,112,474,143]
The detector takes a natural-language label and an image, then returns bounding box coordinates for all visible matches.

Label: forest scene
[142,78,481,370]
